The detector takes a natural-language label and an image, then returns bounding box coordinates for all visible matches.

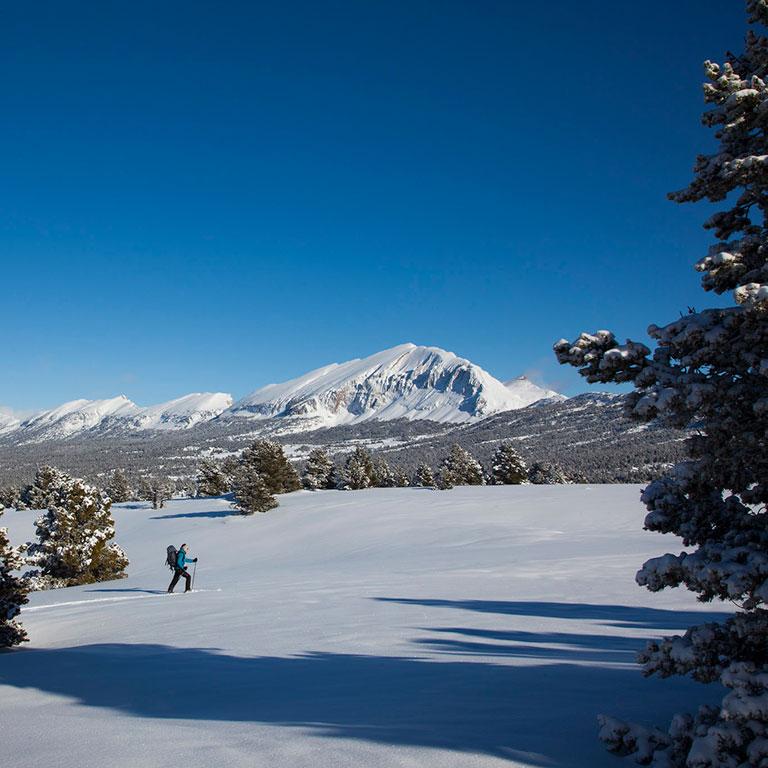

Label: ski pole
[191,560,197,591]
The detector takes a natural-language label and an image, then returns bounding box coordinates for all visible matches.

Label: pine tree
[372,456,395,487]
[412,463,436,488]
[302,447,334,490]
[240,440,301,494]
[341,447,374,490]
[25,474,129,589]
[105,469,131,503]
[527,461,568,485]
[555,6,768,764]
[440,444,485,486]
[232,464,278,515]
[0,486,22,510]
[21,465,69,509]
[0,505,28,647]
[436,467,456,490]
[327,462,344,490]
[149,478,171,510]
[136,476,153,502]
[392,466,411,488]
[196,460,229,497]
[491,443,528,484]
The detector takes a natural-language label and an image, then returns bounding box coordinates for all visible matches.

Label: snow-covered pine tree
[327,461,344,491]
[232,464,278,515]
[440,444,485,486]
[372,456,395,488]
[412,463,436,488]
[436,467,456,490]
[25,474,129,590]
[392,466,411,488]
[136,476,153,502]
[555,5,768,764]
[0,504,28,647]
[0,486,23,510]
[491,442,527,485]
[105,469,131,503]
[21,465,69,509]
[196,459,229,497]
[302,447,334,490]
[240,440,301,494]
[341,447,372,490]
[527,461,568,485]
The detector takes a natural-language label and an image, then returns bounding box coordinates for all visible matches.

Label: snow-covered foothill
[0,485,729,768]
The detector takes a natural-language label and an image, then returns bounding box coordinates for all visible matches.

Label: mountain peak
[226,344,555,429]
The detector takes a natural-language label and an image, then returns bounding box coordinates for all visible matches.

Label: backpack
[166,545,178,571]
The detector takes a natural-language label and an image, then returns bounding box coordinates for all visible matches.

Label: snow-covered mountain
[503,376,566,406]
[0,344,562,443]
[7,392,233,442]
[225,343,558,428]
[0,408,22,436]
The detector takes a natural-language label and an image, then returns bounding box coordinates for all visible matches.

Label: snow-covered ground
[0,486,730,768]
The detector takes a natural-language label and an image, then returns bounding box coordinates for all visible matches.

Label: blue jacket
[176,549,196,569]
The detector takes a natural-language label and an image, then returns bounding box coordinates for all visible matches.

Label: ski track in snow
[24,589,222,612]
[0,486,732,768]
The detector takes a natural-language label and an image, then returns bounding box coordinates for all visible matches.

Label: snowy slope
[226,343,555,428]
[0,408,22,436]
[19,396,138,439]
[11,392,233,441]
[504,376,565,406]
[0,486,729,768]
[116,392,234,431]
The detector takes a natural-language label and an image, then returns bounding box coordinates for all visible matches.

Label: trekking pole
[191,560,197,592]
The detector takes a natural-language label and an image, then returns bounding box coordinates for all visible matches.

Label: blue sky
[1,1,747,409]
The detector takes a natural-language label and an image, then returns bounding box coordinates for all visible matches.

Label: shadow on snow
[149,509,242,520]
[0,642,721,766]
[373,597,733,630]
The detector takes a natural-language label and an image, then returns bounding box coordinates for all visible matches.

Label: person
[168,543,198,593]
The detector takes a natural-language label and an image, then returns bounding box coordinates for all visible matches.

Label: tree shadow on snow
[413,626,646,663]
[0,642,722,766]
[149,509,241,520]
[84,588,166,595]
[374,598,732,630]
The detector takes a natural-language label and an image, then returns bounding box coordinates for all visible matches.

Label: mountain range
[0,344,563,444]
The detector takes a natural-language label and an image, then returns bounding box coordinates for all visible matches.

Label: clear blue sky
[1,1,747,410]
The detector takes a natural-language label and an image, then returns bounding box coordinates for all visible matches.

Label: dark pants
[168,567,191,593]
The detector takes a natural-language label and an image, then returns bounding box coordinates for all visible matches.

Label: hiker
[167,543,198,593]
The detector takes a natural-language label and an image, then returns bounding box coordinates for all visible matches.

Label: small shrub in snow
[0,505,28,647]
[555,5,768,764]
[25,474,129,590]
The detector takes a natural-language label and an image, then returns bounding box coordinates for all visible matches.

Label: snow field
[0,485,730,768]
